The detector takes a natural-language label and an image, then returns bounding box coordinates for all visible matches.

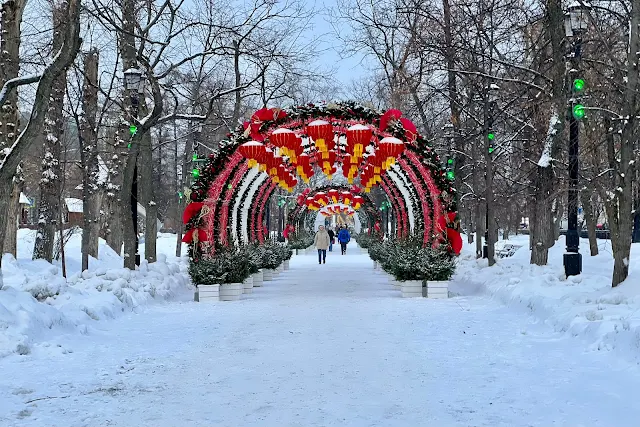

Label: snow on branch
[0,74,42,108]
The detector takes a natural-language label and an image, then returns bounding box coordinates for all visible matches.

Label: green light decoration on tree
[178,191,183,199]
[447,158,454,165]
[488,146,495,154]
[573,78,585,92]
[192,168,200,178]
[573,104,585,120]
[129,125,137,135]
[446,170,455,180]
[192,153,198,161]
[228,184,233,189]
[487,132,495,141]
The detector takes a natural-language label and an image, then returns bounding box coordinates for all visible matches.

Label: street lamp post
[563,1,590,277]
[123,67,145,267]
[483,84,499,259]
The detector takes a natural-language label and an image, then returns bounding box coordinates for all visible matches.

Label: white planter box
[263,269,274,281]
[276,264,284,273]
[252,271,263,287]
[284,259,290,270]
[389,277,400,288]
[220,283,243,301]
[373,260,378,269]
[426,281,449,299]
[243,276,254,294]
[401,280,423,298]
[197,284,220,303]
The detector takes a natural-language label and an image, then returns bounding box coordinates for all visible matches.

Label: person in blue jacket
[337,226,351,255]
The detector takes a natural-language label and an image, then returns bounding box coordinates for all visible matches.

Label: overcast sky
[306,0,372,90]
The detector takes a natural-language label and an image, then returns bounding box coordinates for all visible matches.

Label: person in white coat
[314,225,330,264]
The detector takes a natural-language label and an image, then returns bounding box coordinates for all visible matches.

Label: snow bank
[0,230,193,358]
[451,234,640,363]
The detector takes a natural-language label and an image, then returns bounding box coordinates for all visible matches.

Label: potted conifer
[188,245,250,301]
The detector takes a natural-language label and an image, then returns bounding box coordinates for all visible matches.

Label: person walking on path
[337,226,351,255]
[314,225,330,264]
[327,228,335,252]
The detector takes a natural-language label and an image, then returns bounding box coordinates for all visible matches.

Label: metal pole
[564,37,582,276]
[483,201,489,259]
[131,92,140,266]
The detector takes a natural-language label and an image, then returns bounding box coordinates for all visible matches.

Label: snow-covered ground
[0,230,192,358]
[452,233,640,364]
[1,240,640,426]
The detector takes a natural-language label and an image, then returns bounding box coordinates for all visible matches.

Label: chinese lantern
[341,191,352,205]
[347,124,373,160]
[352,195,363,210]
[328,189,339,203]
[270,128,297,158]
[238,141,266,168]
[378,136,405,169]
[315,192,329,206]
[307,120,333,153]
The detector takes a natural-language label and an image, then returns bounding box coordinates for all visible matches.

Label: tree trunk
[606,0,640,287]
[553,197,562,241]
[80,49,100,271]
[4,179,22,257]
[177,118,196,255]
[174,120,183,257]
[530,166,555,265]
[530,0,567,265]
[581,189,598,256]
[33,2,69,262]
[0,0,25,257]
[119,0,140,269]
[104,193,124,253]
[141,123,157,263]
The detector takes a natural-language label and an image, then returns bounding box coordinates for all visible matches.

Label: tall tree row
[338,0,640,286]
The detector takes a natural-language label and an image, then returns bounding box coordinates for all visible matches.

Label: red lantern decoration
[238,141,267,168]
[270,128,297,157]
[378,136,405,169]
[328,189,339,203]
[307,120,334,152]
[341,191,352,205]
[347,124,373,159]
[315,192,329,206]
[352,195,363,210]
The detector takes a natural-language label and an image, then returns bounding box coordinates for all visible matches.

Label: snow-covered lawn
[0,230,192,358]
[452,234,640,364]
[2,245,640,426]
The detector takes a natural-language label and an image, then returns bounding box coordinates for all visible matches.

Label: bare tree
[33,0,72,262]
[0,0,81,279]
[0,0,27,257]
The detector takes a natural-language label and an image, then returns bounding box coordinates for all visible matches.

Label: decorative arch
[182,101,459,258]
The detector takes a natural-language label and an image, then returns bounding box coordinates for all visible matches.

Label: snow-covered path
[2,248,639,427]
